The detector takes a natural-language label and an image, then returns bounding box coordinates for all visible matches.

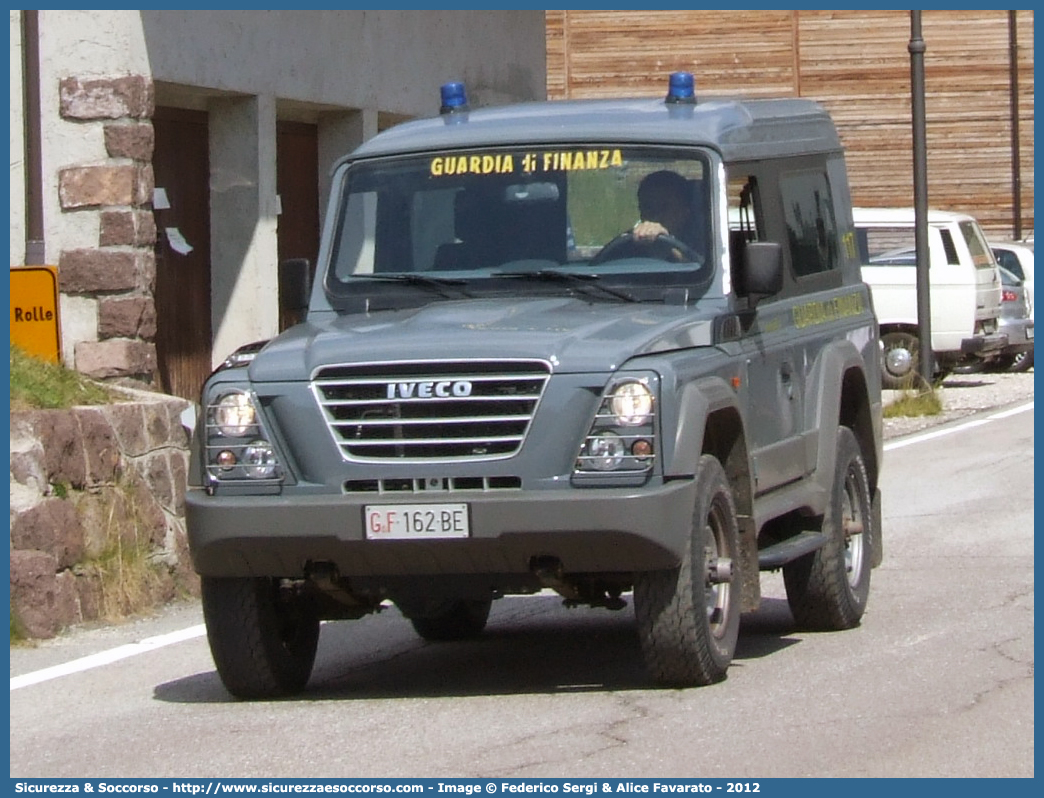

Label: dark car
[954,265,1033,373]
[990,240,1034,322]
[994,266,1034,371]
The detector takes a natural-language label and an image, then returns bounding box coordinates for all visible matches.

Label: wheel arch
[805,341,881,492]
[665,376,759,612]
[804,342,883,569]
[878,321,920,337]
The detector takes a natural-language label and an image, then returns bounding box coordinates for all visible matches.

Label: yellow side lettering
[793,293,865,329]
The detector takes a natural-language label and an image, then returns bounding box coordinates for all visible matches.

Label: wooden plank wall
[547,10,1034,239]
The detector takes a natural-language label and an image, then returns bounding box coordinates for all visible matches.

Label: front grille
[344,476,522,493]
[312,360,551,462]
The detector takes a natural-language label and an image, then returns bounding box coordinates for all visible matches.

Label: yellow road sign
[10,265,61,363]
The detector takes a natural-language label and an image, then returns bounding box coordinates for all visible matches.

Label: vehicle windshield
[324,145,719,305]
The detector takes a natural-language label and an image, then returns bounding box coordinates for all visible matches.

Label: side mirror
[279,258,312,316]
[742,242,783,306]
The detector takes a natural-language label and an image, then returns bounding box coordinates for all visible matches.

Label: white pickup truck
[853,208,1006,388]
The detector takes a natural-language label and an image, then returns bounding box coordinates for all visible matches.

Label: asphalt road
[9,401,1034,779]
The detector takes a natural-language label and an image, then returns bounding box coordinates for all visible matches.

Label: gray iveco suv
[187,72,884,698]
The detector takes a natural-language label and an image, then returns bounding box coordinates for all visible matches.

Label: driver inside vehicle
[633,169,696,245]
[593,169,704,265]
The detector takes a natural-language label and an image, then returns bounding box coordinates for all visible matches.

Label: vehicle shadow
[153,595,802,704]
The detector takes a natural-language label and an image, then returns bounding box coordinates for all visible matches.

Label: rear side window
[958,220,1000,270]
[779,170,839,277]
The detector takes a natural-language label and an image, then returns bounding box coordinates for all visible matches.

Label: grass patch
[10,344,119,411]
[883,386,944,418]
[10,604,31,646]
[77,479,173,624]
[79,534,169,623]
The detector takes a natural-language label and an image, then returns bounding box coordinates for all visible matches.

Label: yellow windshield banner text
[430,149,624,178]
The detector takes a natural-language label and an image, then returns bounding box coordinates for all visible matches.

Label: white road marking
[11,403,1032,691]
[10,624,206,691]
[883,401,1032,452]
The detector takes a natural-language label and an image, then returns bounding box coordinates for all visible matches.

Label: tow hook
[530,555,627,611]
[306,562,373,609]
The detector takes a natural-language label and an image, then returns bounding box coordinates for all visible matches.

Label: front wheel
[784,426,872,630]
[201,576,320,700]
[634,455,741,686]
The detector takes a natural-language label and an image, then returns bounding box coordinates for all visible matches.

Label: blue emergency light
[440,82,469,114]
[666,71,696,104]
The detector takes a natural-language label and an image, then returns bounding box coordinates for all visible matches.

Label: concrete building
[10,10,547,399]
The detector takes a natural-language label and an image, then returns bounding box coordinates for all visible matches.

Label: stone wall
[9,389,198,639]
[57,75,158,383]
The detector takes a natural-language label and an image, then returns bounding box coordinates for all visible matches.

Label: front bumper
[186,479,698,579]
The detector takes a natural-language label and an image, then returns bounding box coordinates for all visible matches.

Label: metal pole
[909,11,933,385]
[22,10,46,265]
[1008,11,1022,240]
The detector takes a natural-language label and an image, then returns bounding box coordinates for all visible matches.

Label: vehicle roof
[851,207,983,226]
[990,240,1034,254]
[340,94,843,167]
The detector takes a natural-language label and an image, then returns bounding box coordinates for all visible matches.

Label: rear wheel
[784,427,872,630]
[1006,349,1034,372]
[634,455,741,686]
[881,331,920,389]
[409,598,492,641]
[201,576,320,700]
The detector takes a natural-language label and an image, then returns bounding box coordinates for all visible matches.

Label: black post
[22,10,46,265]
[909,11,932,385]
[1008,11,1022,240]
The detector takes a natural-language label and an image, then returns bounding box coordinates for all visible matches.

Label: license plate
[1026,326,1033,339]
[364,503,469,540]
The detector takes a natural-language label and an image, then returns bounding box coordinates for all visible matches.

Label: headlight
[586,432,627,471]
[609,381,654,425]
[574,373,658,479]
[203,388,284,486]
[212,391,257,437]
[242,440,279,479]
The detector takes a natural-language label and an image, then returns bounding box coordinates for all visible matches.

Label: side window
[780,170,838,277]
[939,229,960,266]
[727,175,760,240]
[858,226,917,265]
[726,173,761,299]
[995,249,1024,280]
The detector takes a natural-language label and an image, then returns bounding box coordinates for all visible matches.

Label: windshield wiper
[351,273,473,299]
[495,269,639,303]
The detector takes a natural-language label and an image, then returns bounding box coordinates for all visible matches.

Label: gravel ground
[882,369,1035,439]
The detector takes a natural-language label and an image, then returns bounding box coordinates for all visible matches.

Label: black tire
[951,358,985,375]
[634,455,741,686]
[201,576,320,700]
[1007,348,1033,372]
[784,427,872,631]
[880,330,920,390]
[409,598,492,641]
